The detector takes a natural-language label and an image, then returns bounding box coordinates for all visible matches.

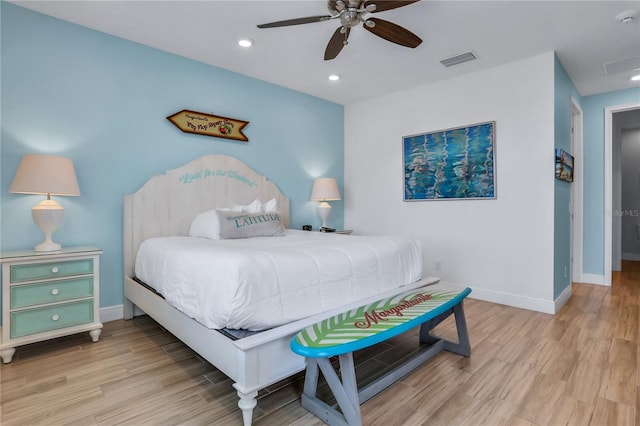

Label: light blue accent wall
[553,55,581,298]
[582,87,640,275]
[0,3,344,312]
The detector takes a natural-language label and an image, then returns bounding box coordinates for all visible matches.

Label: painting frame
[555,148,574,183]
[403,121,496,201]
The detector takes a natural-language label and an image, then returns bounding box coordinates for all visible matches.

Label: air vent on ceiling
[440,51,477,67]
[604,57,640,76]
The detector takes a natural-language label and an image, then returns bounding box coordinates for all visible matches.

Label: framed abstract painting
[403,121,496,201]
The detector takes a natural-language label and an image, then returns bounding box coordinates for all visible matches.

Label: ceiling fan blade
[363,0,420,13]
[325,26,351,60]
[257,15,333,29]
[363,17,422,48]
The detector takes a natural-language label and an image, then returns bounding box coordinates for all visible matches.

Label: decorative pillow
[216,210,285,239]
[189,209,221,239]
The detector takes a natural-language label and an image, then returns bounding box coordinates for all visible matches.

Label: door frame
[604,101,640,286]
[571,97,583,283]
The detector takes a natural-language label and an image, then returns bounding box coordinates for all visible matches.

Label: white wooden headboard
[123,154,290,277]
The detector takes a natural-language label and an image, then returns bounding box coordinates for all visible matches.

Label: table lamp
[9,154,81,252]
[310,177,341,228]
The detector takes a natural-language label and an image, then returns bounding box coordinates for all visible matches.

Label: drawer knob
[51,314,60,321]
[51,267,60,273]
[51,288,60,295]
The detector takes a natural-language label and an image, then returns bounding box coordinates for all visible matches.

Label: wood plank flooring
[1,261,638,425]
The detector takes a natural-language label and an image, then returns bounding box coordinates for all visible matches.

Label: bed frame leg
[123,297,135,320]
[237,389,257,426]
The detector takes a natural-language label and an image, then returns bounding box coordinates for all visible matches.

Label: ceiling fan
[257,0,422,60]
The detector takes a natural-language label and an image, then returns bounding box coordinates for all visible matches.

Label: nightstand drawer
[10,277,94,309]
[10,259,93,283]
[10,300,94,338]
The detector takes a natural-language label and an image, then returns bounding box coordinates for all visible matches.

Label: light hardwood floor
[1,261,638,425]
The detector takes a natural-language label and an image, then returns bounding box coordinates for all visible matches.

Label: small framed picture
[555,148,574,183]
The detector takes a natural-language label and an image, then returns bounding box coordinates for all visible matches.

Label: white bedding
[135,230,423,330]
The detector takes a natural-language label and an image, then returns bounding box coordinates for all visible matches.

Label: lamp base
[32,199,64,252]
[317,202,332,228]
[35,239,61,252]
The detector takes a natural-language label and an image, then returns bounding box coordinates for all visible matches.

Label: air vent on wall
[440,51,477,67]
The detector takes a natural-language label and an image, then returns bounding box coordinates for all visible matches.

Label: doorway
[605,103,640,285]
[618,116,640,266]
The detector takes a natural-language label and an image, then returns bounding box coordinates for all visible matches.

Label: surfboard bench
[290,286,472,426]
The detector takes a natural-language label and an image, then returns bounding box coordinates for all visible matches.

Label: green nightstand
[0,247,103,363]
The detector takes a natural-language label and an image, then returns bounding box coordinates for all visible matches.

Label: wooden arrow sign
[167,110,249,142]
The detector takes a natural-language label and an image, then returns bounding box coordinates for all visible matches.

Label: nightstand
[0,247,103,363]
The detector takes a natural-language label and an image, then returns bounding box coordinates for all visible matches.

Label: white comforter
[135,230,423,330]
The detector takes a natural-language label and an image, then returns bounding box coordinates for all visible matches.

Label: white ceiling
[10,0,640,105]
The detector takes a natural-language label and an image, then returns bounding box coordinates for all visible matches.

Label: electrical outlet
[434,261,442,272]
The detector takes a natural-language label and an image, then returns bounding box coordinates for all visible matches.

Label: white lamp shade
[9,154,80,196]
[9,154,80,251]
[310,178,341,201]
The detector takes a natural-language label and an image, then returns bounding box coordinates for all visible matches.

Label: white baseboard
[466,286,556,314]
[98,282,576,323]
[100,305,124,323]
[580,273,607,286]
[622,252,640,261]
[99,304,146,323]
[554,285,572,313]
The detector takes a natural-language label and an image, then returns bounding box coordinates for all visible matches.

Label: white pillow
[231,198,277,213]
[262,198,277,213]
[222,205,244,213]
[188,209,221,239]
[244,199,263,213]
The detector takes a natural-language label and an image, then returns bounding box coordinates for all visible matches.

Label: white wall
[345,52,558,312]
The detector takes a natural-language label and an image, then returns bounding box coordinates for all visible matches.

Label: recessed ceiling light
[631,74,640,81]
[328,74,340,81]
[238,38,253,48]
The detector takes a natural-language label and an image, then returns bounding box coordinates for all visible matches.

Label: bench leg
[419,302,471,357]
[301,354,362,426]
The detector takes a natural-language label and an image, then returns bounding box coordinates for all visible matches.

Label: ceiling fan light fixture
[615,10,638,24]
[257,0,422,60]
[328,74,341,81]
[238,38,253,48]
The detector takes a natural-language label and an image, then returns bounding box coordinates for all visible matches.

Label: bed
[123,155,434,425]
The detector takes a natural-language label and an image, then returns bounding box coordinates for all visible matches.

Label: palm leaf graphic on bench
[295,290,461,349]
